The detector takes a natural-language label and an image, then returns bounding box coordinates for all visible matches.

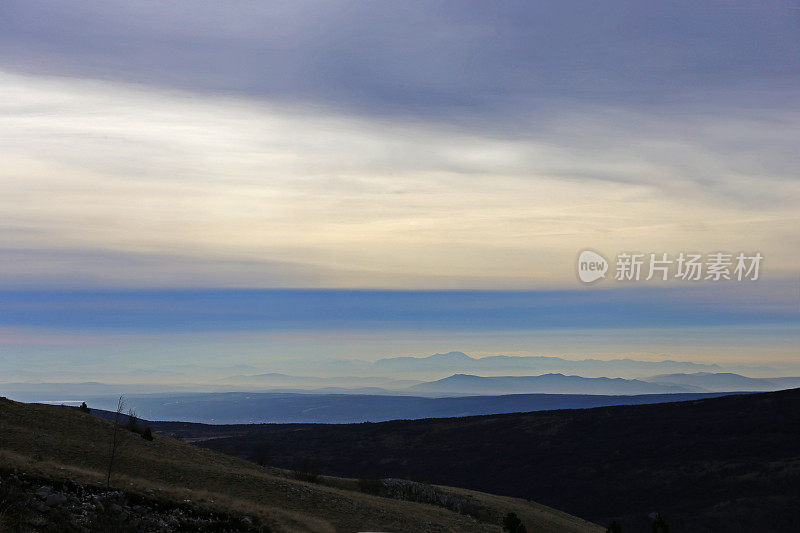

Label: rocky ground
[381,478,498,524]
[0,469,268,532]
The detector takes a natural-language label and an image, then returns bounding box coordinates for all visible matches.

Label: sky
[0,1,798,379]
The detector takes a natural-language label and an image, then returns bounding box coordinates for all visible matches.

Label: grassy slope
[0,397,602,533]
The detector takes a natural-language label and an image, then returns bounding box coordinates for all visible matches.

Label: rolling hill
[0,396,601,532]
[186,388,800,532]
[77,390,731,424]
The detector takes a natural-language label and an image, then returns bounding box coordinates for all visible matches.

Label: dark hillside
[194,389,800,532]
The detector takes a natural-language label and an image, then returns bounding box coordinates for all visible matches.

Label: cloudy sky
[0,1,797,377]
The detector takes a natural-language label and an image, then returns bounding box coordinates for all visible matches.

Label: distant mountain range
[408,373,702,395]
[643,372,800,392]
[66,368,800,424]
[5,352,794,390]
[5,370,800,408]
[406,372,800,396]
[373,351,725,378]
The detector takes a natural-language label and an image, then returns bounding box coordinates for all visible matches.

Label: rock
[107,502,130,521]
[45,492,68,507]
[35,486,52,499]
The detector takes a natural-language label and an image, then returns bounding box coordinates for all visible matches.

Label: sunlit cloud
[1,71,797,288]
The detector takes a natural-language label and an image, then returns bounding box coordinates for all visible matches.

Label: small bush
[142,427,154,441]
[607,520,622,533]
[79,402,91,413]
[125,409,142,434]
[502,511,527,533]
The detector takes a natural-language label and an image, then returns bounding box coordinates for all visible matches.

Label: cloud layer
[0,70,797,287]
[0,2,798,374]
[2,1,798,119]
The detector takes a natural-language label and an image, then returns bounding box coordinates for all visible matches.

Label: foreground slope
[0,397,601,532]
[193,389,800,532]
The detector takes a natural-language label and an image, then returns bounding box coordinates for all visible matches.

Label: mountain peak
[428,351,473,360]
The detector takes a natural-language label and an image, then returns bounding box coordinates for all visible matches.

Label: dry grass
[0,397,602,532]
